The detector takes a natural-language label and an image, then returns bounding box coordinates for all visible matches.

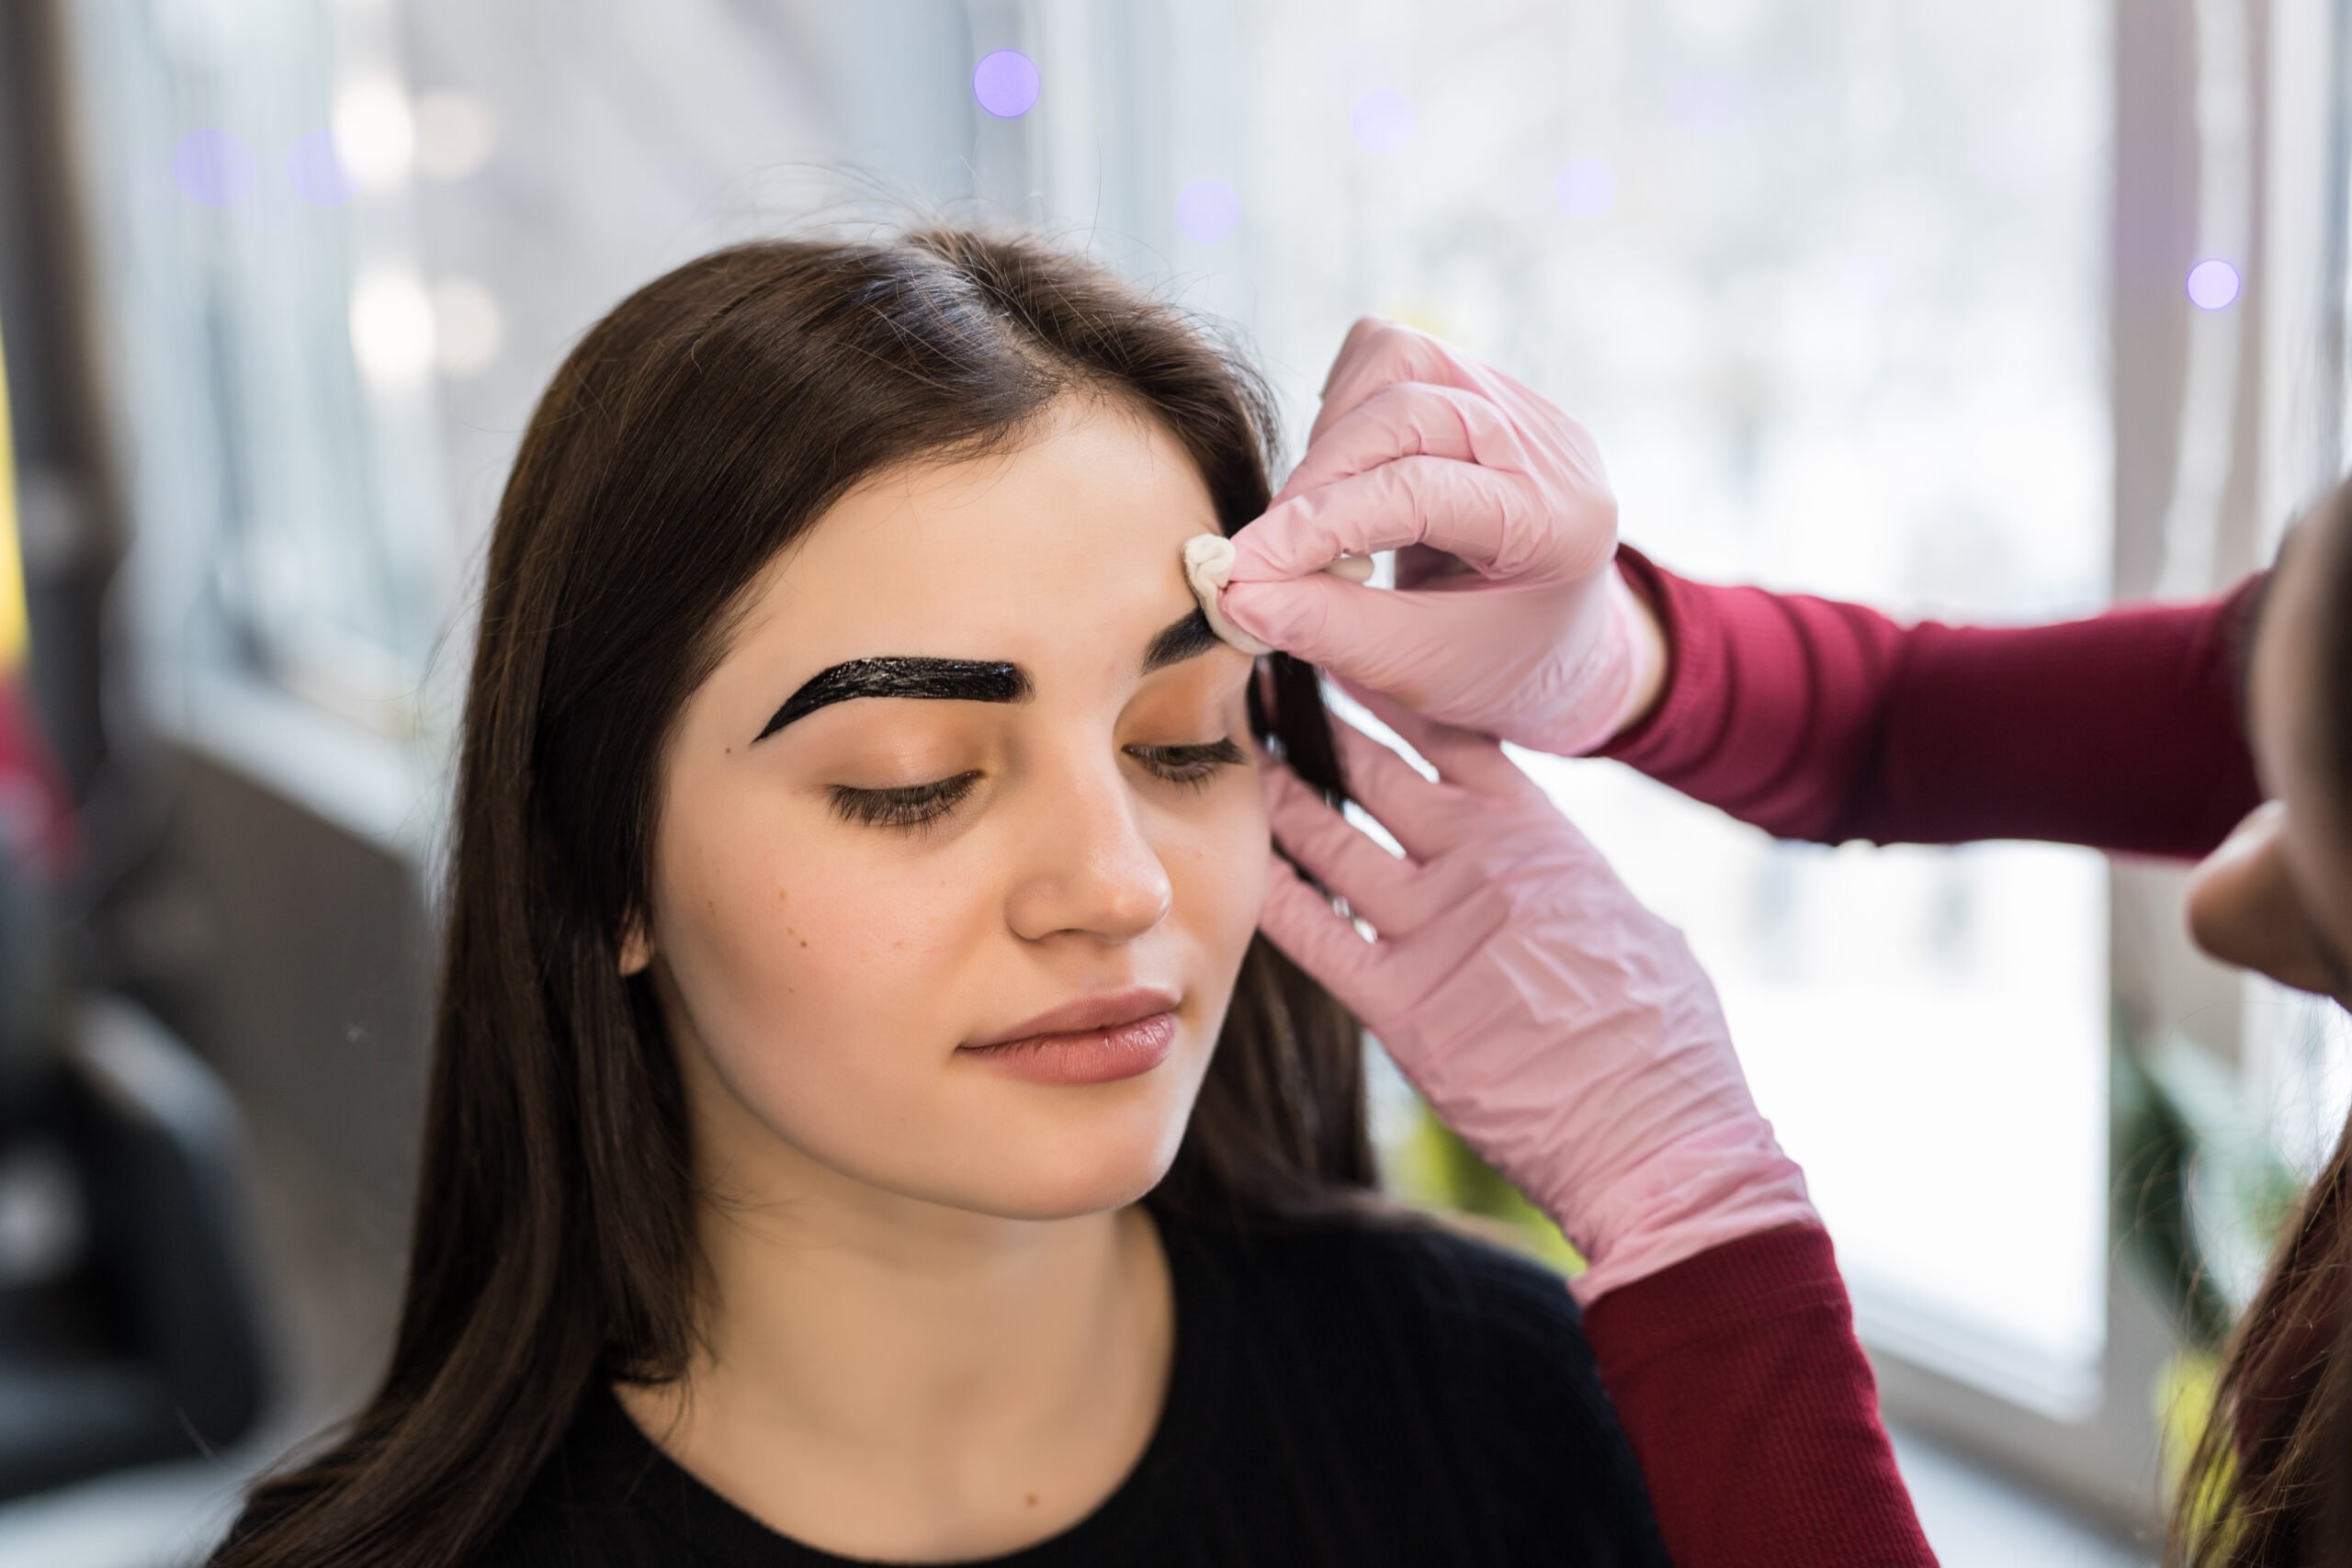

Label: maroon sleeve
[1600,549,2266,860]
[1584,1226,1935,1567]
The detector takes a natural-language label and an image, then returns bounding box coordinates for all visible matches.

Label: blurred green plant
[2113,1029,2303,1505]
[2114,1034,2301,1349]
[1385,1100,1587,1278]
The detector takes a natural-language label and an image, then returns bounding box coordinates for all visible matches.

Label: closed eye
[830,772,982,830]
[1127,738,1248,788]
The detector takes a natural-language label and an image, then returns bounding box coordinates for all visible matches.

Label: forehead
[746,398,1218,671]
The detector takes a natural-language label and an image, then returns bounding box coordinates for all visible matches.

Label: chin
[975,1145,1185,1223]
[895,1049,1210,1220]
[938,1103,1193,1222]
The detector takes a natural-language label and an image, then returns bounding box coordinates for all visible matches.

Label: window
[68,0,448,740]
[1145,0,2113,1413]
[68,0,2202,1458]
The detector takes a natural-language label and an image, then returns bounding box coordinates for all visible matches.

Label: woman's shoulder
[1171,1207,1583,1332]
[1160,1205,1602,1407]
[457,1391,694,1568]
[1157,1206,1665,1561]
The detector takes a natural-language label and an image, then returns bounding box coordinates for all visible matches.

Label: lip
[961,987,1182,1087]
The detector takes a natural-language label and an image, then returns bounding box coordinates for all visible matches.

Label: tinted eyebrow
[1142,608,1221,673]
[755,658,1032,741]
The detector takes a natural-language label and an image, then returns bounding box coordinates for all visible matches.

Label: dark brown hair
[2173,483,2352,1566]
[216,230,1372,1568]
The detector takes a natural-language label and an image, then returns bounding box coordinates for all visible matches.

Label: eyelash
[827,740,1246,831]
[830,773,982,830]
[1127,738,1249,789]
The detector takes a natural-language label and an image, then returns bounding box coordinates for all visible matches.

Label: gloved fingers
[1324,719,1480,861]
[1263,761,1492,936]
[1256,850,1512,1026]
[1255,851,1383,1003]
[1263,761,1419,897]
[1394,542,1476,590]
[1335,680,1539,800]
[1310,320,1606,490]
[1231,457,1547,585]
[1308,318,1508,444]
[1218,568,1448,690]
[1377,878,1519,1017]
[1272,382,1524,509]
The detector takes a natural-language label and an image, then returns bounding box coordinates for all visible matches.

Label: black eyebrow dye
[757,658,1032,740]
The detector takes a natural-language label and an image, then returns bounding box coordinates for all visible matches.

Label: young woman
[1219,317,2352,1565]
[213,233,1675,1567]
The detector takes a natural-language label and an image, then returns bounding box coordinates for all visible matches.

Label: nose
[1004,751,1173,946]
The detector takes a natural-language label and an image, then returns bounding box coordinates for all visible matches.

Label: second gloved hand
[1219,319,1658,757]
[1258,688,1819,1303]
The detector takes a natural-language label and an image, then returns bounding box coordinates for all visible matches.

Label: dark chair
[0,993,268,1498]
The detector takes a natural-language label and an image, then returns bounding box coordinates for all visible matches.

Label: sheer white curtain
[1071,0,2116,1415]
[74,0,2119,1416]
[66,0,991,838]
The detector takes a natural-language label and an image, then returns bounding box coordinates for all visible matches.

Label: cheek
[650,794,994,1103]
[1160,776,1272,997]
[645,761,1273,1218]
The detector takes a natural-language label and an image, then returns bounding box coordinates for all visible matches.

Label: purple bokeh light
[972,51,1040,118]
[1665,73,1744,133]
[286,129,352,206]
[173,130,256,208]
[2187,259,2242,310]
[1555,159,1615,219]
[1351,89,1414,153]
[1176,179,1240,244]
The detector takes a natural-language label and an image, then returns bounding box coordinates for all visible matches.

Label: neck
[616,1086,1173,1560]
[680,1177,1161,1445]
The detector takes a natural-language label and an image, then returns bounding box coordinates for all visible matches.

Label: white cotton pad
[1182,534,1374,657]
[1182,535,1271,655]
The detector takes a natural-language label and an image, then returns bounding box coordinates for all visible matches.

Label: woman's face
[632,397,1265,1221]
[2187,502,2352,1006]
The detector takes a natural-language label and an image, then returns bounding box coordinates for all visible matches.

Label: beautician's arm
[1603,550,2266,859]
[1260,701,1935,1568]
[1563,562,2261,1563]
[1215,314,2258,859]
[1580,1230,1924,1567]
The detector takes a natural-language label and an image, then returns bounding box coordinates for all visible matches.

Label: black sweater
[473,1212,1668,1566]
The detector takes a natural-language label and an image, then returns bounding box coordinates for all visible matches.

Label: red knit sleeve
[1601,549,2265,860]
[1584,1226,1935,1567]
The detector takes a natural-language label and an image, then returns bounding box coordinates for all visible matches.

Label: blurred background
[0,0,2346,1562]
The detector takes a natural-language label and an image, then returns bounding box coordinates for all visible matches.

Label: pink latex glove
[1257,687,1819,1303]
[1219,319,1657,758]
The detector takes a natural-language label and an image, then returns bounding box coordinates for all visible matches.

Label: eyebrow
[754,610,1223,742]
[755,658,1032,740]
[1142,608,1220,673]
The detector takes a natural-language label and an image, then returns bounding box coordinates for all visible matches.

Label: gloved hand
[1219,319,1660,758]
[1257,686,1819,1302]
